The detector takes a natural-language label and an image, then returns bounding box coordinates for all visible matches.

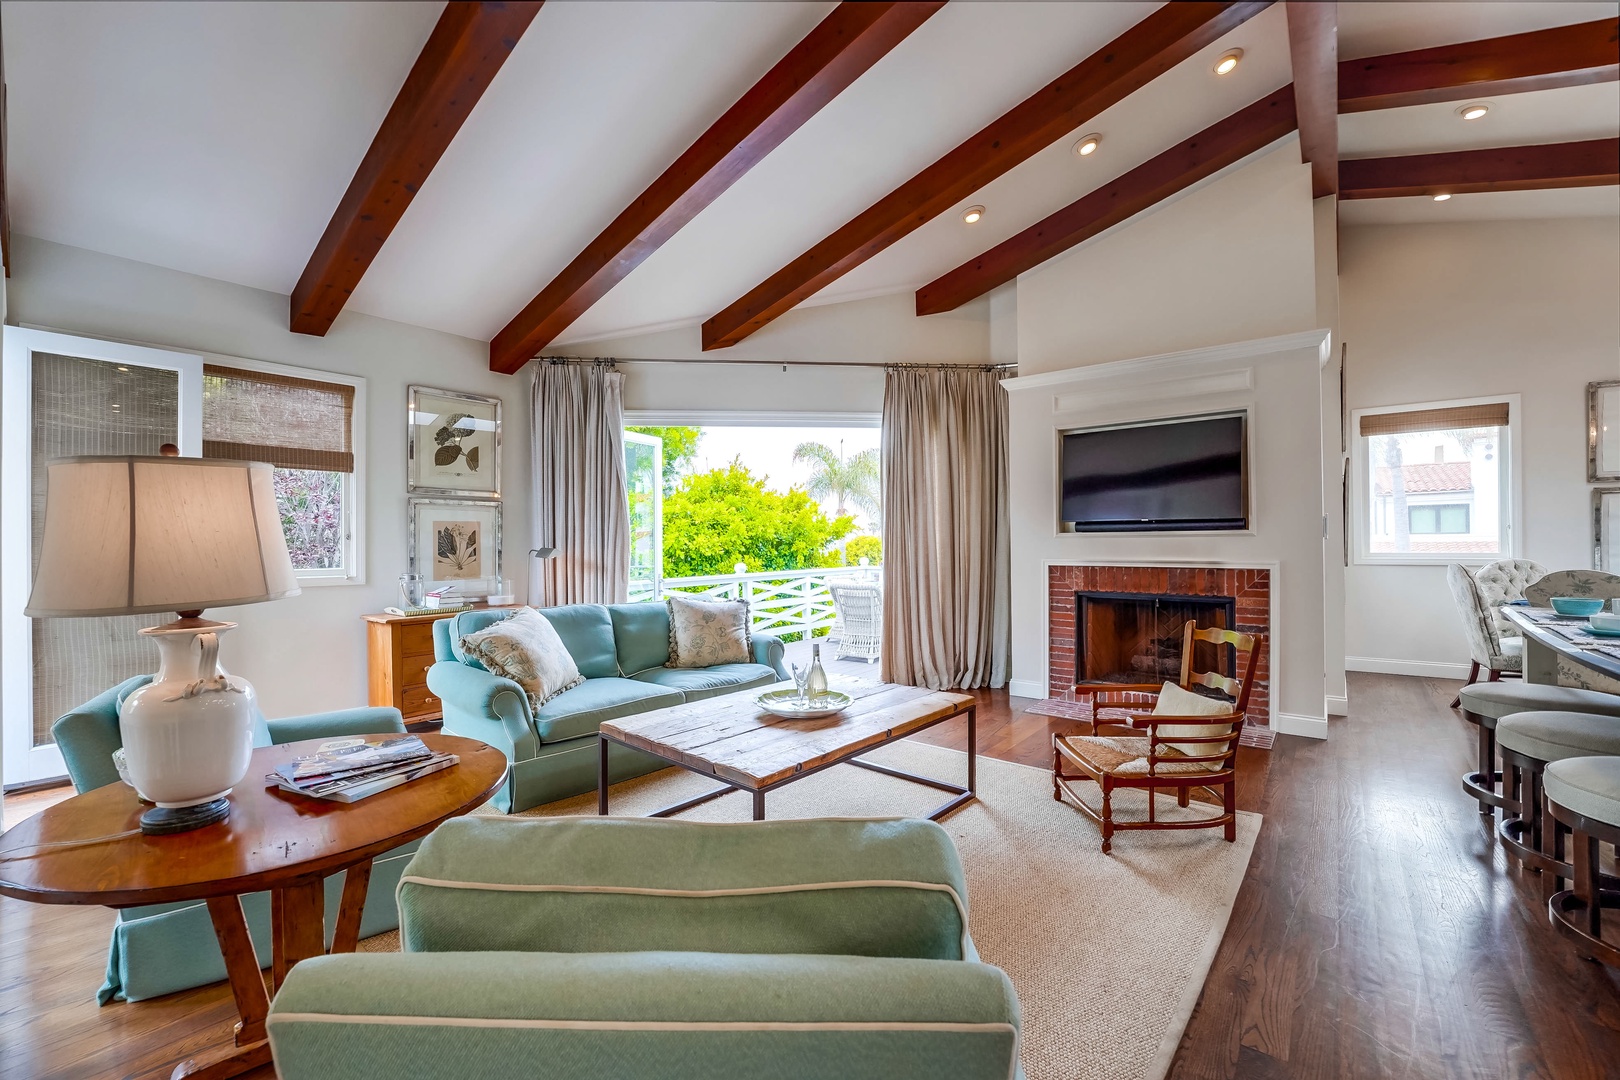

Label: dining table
[1504,606,1620,686]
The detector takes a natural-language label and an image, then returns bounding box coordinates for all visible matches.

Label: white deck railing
[643,566,880,640]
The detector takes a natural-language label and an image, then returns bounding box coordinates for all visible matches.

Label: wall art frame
[407,497,503,597]
[1596,487,1620,572]
[1589,380,1620,482]
[408,385,501,498]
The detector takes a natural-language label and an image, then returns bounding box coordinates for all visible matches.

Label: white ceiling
[3,1,1616,350]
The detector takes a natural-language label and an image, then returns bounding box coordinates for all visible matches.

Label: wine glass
[789,663,810,704]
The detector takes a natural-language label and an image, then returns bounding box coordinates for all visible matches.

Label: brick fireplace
[1047,565,1271,724]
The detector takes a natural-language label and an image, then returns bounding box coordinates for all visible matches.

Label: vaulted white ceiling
[3,1,1616,350]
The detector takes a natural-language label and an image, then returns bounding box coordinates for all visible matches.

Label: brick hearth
[1047,564,1271,725]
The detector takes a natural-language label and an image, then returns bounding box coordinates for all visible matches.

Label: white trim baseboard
[1326,694,1349,717]
[1008,679,1047,699]
[1274,713,1329,740]
[1346,656,1470,680]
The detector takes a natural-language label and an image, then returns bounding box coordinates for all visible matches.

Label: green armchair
[51,675,418,1003]
[267,817,1023,1080]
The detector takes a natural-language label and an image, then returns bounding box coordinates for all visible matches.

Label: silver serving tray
[754,688,852,719]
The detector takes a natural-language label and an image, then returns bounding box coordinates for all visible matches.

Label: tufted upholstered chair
[1524,569,1620,608]
[1447,563,1529,709]
[1474,559,1550,642]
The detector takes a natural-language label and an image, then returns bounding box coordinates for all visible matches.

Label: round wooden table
[0,733,506,1080]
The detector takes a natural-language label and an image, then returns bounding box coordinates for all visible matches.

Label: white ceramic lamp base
[120,620,259,836]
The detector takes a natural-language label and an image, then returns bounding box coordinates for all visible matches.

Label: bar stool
[1495,711,1620,875]
[1458,682,1620,816]
[1544,756,1620,967]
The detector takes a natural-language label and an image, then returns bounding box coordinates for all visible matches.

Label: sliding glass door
[2,327,203,785]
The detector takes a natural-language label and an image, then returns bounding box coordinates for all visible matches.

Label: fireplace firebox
[1073,591,1236,686]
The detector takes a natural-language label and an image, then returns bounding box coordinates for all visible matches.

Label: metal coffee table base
[597,704,976,822]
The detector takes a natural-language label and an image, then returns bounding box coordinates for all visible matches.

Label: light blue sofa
[266,817,1023,1080]
[427,603,788,813]
[51,677,415,1003]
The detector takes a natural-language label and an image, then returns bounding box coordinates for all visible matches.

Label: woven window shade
[1359,402,1509,438]
[203,364,354,472]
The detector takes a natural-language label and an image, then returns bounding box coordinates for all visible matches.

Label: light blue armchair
[267,817,1023,1080]
[428,603,788,813]
[51,676,416,1003]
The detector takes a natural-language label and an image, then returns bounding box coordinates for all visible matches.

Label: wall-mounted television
[1060,413,1247,532]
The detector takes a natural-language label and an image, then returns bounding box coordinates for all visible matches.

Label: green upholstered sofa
[266,817,1023,1080]
[51,677,415,1003]
[427,603,788,813]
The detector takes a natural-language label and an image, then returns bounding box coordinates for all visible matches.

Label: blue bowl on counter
[1551,596,1606,617]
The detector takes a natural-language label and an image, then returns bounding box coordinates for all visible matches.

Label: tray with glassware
[755,642,851,719]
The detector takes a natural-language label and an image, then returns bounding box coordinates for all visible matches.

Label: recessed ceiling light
[962,205,985,224]
[1213,49,1243,75]
[1433,193,1452,202]
[1073,133,1101,157]
[1458,103,1490,121]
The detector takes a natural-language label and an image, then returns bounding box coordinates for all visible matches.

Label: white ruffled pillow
[459,608,585,710]
[1152,681,1237,760]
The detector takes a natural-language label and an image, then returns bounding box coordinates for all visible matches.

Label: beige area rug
[362,741,1261,1080]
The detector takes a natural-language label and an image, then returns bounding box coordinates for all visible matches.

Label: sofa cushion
[460,608,586,710]
[666,594,752,668]
[608,602,671,676]
[444,609,509,669]
[630,663,778,702]
[1544,755,1620,828]
[534,605,621,679]
[533,678,683,744]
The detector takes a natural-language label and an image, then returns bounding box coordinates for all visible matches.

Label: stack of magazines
[267,735,458,803]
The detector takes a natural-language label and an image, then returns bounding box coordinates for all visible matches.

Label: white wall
[1004,333,1331,736]
[6,235,533,719]
[1015,143,1320,375]
[1004,146,1330,734]
[555,290,994,416]
[1341,217,1620,676]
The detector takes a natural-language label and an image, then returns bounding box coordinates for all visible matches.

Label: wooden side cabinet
[362,607,516,729]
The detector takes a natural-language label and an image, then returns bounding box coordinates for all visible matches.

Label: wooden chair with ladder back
[1053,621,1261,854]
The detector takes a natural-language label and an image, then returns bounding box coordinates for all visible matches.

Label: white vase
[120,621,258,812]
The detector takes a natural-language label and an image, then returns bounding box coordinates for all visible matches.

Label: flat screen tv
[1060,413,1247,532]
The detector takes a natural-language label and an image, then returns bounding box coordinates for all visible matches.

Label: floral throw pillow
[459,608,585,710]
[666,594,752,669]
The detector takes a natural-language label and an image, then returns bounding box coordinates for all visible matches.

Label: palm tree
[793,440,881,526]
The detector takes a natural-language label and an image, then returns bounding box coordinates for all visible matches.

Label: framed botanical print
[1590,380,1620,482]
[1597,488,1620,572]
[408,498,502,596]
[408,385,501,497]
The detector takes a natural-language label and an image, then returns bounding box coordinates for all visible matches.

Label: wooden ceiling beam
[1339,18,1619,113]
[1338,138,1620,199]
[915,86,1297,316]
[700,1,1274,351]
[291,1,542,337]
[489,2,943,374]
[1285,1,1336,198]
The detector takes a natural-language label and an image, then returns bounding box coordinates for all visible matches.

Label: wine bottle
[806,643,829,700]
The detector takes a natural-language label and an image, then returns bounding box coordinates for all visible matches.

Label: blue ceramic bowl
[1551,596,1605,617]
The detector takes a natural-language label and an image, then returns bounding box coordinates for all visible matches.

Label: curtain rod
[538,356,1014,372]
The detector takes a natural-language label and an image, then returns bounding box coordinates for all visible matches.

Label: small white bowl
[1590,611,1620,632]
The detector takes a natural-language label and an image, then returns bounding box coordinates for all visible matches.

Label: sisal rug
[362,741,1260,1080]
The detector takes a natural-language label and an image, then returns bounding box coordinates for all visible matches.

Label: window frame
[1350,394,1520,566]
[201,354,366,587]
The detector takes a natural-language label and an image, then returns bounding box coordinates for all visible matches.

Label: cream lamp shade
[24,456,300,618]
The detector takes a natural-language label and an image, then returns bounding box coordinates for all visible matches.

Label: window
[1353,397,1515,563]
[1409,504,1470,535]
[202,363,362,582]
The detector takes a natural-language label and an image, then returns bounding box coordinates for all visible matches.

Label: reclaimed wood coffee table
[597,680,976,821]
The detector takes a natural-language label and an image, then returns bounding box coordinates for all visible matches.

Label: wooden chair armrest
[1072,683,1164,698]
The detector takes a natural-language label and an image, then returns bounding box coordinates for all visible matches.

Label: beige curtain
[530,362,630,607]
[881,367,1009,689]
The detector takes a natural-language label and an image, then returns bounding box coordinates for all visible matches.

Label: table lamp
[24,452,300,835]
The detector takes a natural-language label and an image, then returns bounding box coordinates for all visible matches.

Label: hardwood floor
[4,672,1619,1078]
